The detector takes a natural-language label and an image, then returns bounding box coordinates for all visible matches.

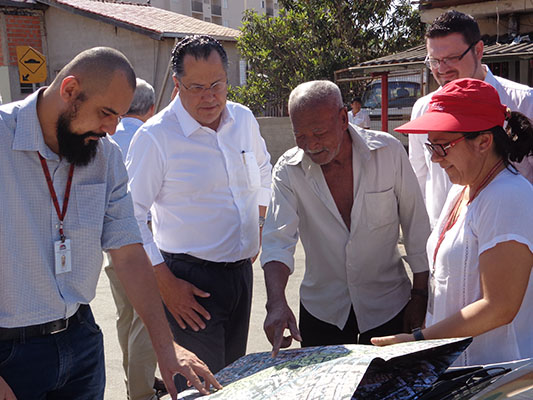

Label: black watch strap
[412,327,425,341]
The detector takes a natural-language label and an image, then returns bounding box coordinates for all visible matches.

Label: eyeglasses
[424,41,477,69]
[178,79,227,96]
[425,135,466,157]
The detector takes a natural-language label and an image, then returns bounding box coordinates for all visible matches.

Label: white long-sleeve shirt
[261,126,430,332]
[409,66,533,228]
[126,97,272,265]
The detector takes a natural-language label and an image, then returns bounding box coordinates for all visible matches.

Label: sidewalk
[92,244,305,399]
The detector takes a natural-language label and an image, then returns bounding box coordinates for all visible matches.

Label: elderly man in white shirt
[409,10,533,229]
[126,35,272,388]
[261,80,430,356]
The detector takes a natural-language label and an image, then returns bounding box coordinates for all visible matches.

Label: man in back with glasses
[409,10,533,229]
[126,35,272,391]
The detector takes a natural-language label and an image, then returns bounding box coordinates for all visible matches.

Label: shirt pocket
[242,151,261,189]
[364,187,398,230]
[75,183,106,229]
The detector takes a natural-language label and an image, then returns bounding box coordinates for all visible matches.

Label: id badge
[428,275,436,315]
[54,239,72,274]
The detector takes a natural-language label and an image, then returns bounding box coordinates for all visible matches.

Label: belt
[163,252,250,269]
[0,304,88,341]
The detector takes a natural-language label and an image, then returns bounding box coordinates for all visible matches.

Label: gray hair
[127,78,155,116]
[288,80,343,115]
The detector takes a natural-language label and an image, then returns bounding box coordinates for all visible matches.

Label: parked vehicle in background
[361,74,423,148]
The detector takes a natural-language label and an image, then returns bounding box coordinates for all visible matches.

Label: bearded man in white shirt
[126,35,272,388]
[410,10,533,229]
[261,80,430,356]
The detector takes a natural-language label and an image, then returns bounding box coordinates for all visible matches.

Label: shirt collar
[172,96,234,137]
[482,64,499,88]
[12,88,60,161]
[285,124,389,170]
[119,116,144,130]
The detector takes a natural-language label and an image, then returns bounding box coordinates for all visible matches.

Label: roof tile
[40,0,241,40]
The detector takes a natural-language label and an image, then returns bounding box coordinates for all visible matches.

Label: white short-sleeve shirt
[426,169,533,366]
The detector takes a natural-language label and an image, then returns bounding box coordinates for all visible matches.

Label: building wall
[0,7,45,103]
[420,0,533,26]
[43,7,239,111]
[147,0,279,29]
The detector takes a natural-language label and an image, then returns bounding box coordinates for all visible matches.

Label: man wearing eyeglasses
[126,35,272,389]
[410,10,533,229]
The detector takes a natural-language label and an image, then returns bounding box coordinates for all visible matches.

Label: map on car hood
[178,337,472,400]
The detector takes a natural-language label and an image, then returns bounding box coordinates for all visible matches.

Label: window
[261,1,265,8]
[362,81,420,109]
[204,17,211,22]
[20,82,41,94]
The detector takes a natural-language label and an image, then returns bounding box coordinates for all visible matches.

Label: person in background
[105,78,166,400]
[126,35,272,390]
[409,10,533,229]
[348,96,371,129]
[0,47,220,400]
[373,78,533,367]
[261,80,430,356]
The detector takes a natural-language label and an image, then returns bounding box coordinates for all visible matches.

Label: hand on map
[158,342,222,398]
[264,301,302,357]
[370,333,414,346]
[154,264,211,331]
[0,377,16,400]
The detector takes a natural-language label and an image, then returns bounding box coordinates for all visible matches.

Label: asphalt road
[92,244,305,400]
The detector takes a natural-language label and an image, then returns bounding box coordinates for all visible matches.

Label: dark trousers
[0,305,105,399]
[161,251,253,390]
[299,302,405,347]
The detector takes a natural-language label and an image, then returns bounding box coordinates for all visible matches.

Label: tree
[229,0,424,115]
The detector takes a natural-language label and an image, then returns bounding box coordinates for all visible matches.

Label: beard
[56,110,106,166]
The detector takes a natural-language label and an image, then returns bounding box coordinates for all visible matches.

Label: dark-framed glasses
[425,135,466,157]
[424,41,478,69]
[179,79,227,96]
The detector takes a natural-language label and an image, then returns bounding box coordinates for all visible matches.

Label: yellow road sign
[17,46,47,84]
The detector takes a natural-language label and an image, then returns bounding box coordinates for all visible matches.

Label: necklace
[432,159,504,264]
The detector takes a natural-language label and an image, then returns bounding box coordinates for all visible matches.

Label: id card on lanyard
[39,153,75,275]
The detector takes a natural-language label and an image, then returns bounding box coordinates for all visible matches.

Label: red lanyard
[38,153,75,242]
[433,159,504,265]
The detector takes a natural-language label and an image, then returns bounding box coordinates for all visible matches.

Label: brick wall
[4,13,43,66]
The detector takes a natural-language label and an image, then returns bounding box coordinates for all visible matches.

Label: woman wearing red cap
[372,78,533,366]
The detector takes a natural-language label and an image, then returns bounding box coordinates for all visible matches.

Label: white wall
[0,66,11,103]
[44,8,240,111]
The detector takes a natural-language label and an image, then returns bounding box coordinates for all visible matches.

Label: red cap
[395,78,508,134]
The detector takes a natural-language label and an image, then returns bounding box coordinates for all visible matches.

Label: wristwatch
[259,216,266,228]
[412,327,425,341]
[411,288,428,298]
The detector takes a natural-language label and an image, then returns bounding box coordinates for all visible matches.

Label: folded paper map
[179,337,472,400]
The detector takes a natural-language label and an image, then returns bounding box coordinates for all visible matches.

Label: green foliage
[229,0,424,115]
